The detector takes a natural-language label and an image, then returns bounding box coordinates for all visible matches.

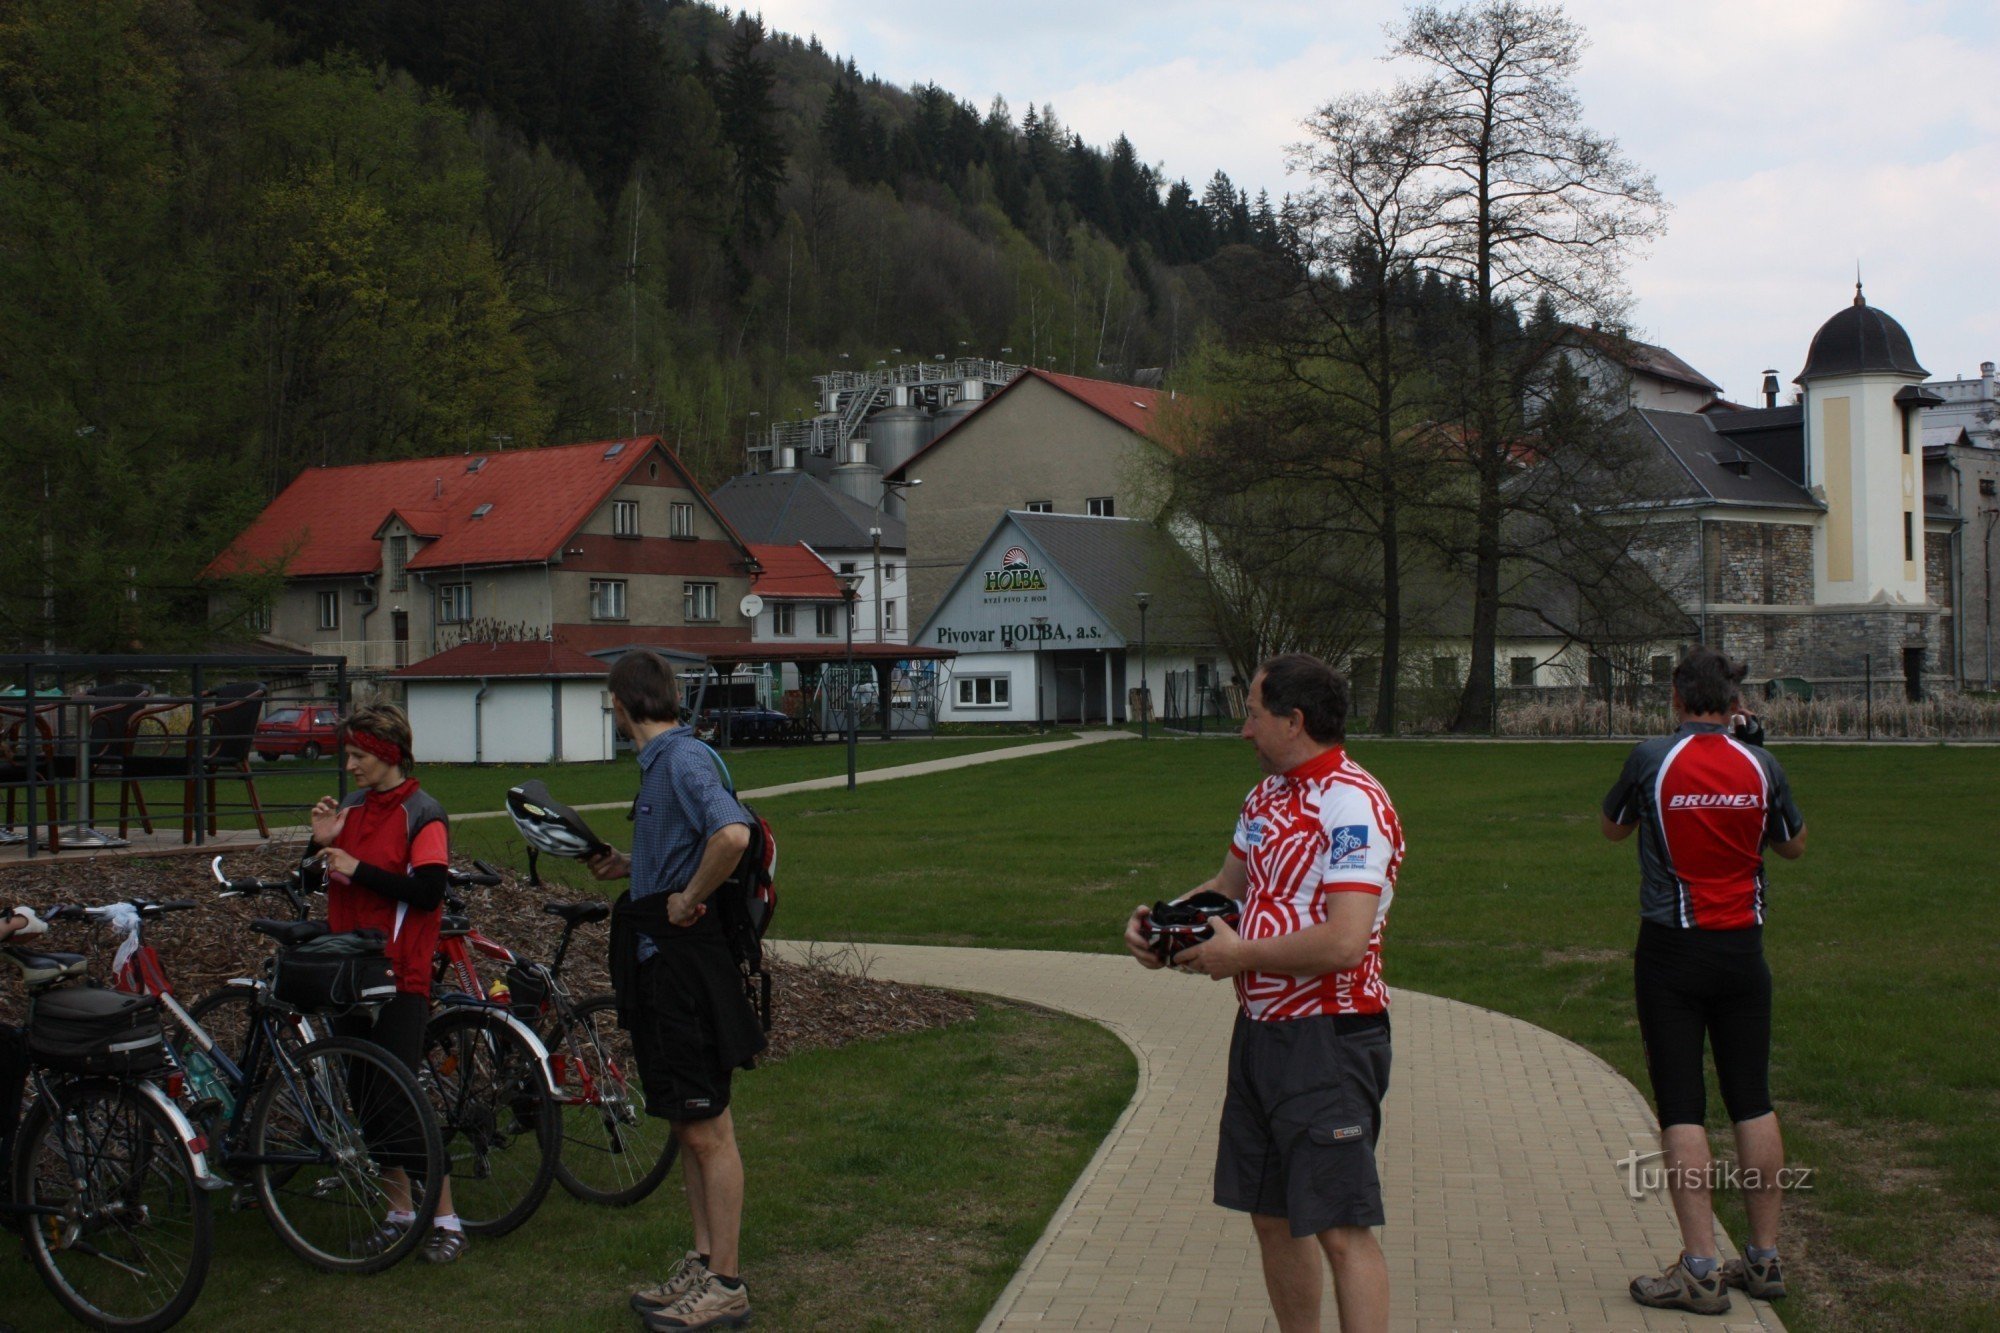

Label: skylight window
[466,457,486,472]
[603,442,626,460]
[471,503,493,519]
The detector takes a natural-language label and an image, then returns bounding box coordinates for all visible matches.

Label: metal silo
[866,401,933,477]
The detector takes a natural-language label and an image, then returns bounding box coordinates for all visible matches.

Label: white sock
[435,1213,463,1233]
[387,1210,416,1226]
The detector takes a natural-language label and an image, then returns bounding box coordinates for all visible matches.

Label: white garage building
[392,640,618,764]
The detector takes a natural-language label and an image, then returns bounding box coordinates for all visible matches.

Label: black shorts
[629,945,764,1124]
[1215,1011,1391,1237]
[1634,921,1773,1128]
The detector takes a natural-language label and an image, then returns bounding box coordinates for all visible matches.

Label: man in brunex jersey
[1603,645,1807,1316]
[1124,653,1404,1333]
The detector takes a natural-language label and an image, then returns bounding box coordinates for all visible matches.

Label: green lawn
[0,1003,1133,1332]
[740,738,1996,1333]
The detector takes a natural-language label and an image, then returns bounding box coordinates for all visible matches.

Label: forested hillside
[0,0,1283,650]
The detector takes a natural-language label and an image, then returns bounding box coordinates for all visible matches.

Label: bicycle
[71,868,447,1275]
[431,868,678,1207]
[3,922,217,1330]
[415,861,562,1236]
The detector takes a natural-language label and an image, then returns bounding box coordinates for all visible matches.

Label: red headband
[346,730,407,767]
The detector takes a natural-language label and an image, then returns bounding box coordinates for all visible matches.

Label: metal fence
[1,653,349,857]
[1161,671,1242,734]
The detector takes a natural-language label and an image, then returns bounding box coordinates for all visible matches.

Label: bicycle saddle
[0,946,88,988]
[543,901,611,926]
[248,918,330,946]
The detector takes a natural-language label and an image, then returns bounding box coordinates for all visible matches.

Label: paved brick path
[776,943,1784,1333]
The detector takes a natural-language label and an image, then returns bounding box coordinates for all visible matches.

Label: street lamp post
[1135,592,1150,740]
[842,573,861,790]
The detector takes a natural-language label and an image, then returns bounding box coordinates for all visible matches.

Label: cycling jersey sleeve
[1603,744,1647,824]
[409,820,449,868]
[1761,751,1805,842]
[1315,785,1392,894]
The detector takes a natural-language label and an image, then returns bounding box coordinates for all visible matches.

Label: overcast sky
[756,0,1999,399]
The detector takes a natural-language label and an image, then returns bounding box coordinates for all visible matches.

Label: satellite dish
[739,593,765,618]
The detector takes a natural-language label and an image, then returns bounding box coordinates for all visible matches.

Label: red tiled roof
[888,368,1180,479]
[207,437,742,579]
[390,640,607,680]
[748,543,841,600]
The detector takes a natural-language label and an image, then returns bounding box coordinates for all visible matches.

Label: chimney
[1983,361,1995,404]
[1761,370,1780,409]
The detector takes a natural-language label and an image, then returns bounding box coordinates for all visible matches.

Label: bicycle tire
[546,993,678,1206]
[418,1007,558,1236]
[183,983,320,1069]
[13,1077,214,1332]
[246,1034,443,1274]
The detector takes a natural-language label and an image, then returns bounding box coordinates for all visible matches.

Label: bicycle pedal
[228,1186,262,1212]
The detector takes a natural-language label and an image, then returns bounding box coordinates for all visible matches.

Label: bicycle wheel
[547,993,678,1206]
[185,983,322,1067]
[13,1078,213,1332]
[418,1007,558,1236]
[246,1034,443,1274]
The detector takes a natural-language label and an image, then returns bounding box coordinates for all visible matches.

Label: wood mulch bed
[0,845,978,1060]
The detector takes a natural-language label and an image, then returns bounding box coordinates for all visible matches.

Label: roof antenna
[1853,262,1865,307]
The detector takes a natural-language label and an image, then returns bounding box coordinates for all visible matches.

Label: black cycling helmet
[1145,890,1241,961]
[505,780,609,860]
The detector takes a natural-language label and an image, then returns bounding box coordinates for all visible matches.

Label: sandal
[348,1218,410,1258]
[421,1225,470,1264]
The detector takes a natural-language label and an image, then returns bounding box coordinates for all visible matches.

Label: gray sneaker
[1721,1253,1787,1300]
[631,1251,708,1314]
[1630,1257,1732,1315]
[642,1271,751,1331]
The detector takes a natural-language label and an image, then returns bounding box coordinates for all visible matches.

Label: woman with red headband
[308,703,468,1263]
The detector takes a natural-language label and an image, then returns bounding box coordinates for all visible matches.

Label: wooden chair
[116,682,270,842]
[0,703,65,852]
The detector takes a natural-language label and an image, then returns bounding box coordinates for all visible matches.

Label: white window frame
[814,604,838,637]
[590,578,627,620]
[1087,496,1115,517]
[884,600,897,632]
[1025,500,1053,513]
[437,583,473,624]
[956,675,1011,708]
[248,600,272,633]
[316,590,340,631]
[670,501,695,539]
[684,581,717,622]
[772,602,795,635]
[613,499,640,538]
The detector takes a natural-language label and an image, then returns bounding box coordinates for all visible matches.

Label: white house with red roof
[888,368,1187,628]
[207,437,765,672]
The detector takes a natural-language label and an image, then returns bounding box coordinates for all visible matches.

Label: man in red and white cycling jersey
[1603,645,1807,1315]
[1125,653,1403,1333]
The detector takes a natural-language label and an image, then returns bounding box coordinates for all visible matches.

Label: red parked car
[254,705,342,761]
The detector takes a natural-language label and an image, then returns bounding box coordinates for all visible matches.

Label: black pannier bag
[29,986,171,1075]
[503,960,549,1018]
[271,931,398,1014]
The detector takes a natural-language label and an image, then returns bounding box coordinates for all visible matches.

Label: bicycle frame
[431,923,563,1099]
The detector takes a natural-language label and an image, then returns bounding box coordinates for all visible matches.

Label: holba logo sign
[984,545,1047,592]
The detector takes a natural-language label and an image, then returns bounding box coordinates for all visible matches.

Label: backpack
[700,746,779,1033]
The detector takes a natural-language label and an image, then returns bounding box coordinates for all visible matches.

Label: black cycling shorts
[1634,921,1773,1128]
[1215,1011,1391,1237]
[629,946,763,1123]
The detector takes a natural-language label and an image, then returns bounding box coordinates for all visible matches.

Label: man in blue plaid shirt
[588,651,761,1332]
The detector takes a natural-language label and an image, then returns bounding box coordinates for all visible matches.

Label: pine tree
[716,14,786,244]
